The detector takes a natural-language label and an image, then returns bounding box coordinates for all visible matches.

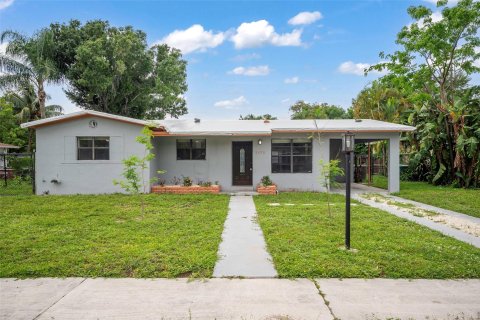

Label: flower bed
[257,185,277,195]
[151,185,221,194]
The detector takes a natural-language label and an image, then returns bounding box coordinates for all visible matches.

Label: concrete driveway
[1,278,479,320]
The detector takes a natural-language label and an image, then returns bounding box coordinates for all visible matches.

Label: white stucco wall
[152,133,328,192]
[35,116,149,195]
[151,131,401,193]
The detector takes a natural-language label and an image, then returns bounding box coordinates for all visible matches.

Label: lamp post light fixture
[342,132,355,250]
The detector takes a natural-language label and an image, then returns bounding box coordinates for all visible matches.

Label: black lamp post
[342,132,355,250]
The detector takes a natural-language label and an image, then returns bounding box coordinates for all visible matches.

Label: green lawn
[366,175,480,218]
[0,194,229,278]
[0,180,33,195]
[255,192,480,279]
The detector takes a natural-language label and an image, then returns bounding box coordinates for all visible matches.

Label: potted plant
[257,175,277,195]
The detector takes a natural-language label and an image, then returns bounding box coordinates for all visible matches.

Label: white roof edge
[21,110,148,128]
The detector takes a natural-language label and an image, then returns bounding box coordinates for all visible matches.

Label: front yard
[255,192,480,279]
[0,194,229,278]
[369,175,480,218]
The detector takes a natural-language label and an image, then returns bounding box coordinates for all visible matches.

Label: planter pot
[256,184,277,195]
[151,185,221,194]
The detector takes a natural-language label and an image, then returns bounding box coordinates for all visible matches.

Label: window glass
[94,148,110,160]
[77,137,109,160]
[94,138,109,148]
[177,139,206,160]
[271,139,312,173]
[78,148,93,160]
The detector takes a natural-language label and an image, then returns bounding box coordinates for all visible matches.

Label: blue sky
[0,0,443,119]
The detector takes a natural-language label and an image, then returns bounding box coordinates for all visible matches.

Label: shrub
[182,176,193,187]
[260,175,273,186]
[170,176,181,185]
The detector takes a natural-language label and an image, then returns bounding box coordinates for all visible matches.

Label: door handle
[249,167,253,171]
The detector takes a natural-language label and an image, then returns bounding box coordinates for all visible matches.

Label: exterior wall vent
[355,119,362,122]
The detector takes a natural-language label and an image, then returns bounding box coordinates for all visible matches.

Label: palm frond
[45,104,64,118]
[0,73,29,90]
[0,55,32,75]
[0,30,26,44]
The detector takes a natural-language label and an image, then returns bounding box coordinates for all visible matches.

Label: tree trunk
[38,81,46,119]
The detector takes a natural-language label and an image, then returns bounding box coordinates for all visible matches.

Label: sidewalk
[2,278,479,320]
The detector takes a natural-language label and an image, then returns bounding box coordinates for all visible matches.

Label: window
[77,137,110,160]
[272,139,312,173]
[176,139,206,160]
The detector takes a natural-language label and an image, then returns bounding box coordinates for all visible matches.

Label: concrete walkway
[2,278,480,320]
[333,183,480,248]
[213,195,277,278]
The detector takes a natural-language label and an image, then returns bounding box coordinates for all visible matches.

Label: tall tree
[0,97,28,149]
[239,114,277,120]
[369,0,480,187]
[289,100,352,119]
[48,20,188,119]
[3,84,63,151]
[0,29,62,119]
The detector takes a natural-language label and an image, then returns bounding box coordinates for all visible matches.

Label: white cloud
[338,61,370,76]
[284,76,299,84]
[229,65,270,76]
[0,0,14,10]
[214,96,248,109]
[288,11,323,25]
[158,24,225,54]
[281,98,291,104]
[231,20,302,49]
[338,61,387,76]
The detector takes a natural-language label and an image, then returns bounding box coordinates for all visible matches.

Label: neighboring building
[21,110,415,195]
[0,142,20,156]
[0,142,20,179]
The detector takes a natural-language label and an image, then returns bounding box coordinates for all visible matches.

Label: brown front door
[232,141,253,186]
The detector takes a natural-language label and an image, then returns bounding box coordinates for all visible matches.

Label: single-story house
[21,110,415,195]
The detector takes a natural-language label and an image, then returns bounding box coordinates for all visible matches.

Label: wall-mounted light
[258,139,262,145]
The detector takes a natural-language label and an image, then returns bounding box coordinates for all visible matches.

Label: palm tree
[0,29,61,119]
[5,83,63,151]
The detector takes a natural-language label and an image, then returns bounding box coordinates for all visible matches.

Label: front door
[232,141,253,186]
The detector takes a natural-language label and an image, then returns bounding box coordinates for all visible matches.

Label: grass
[0,179,33,195]
[0,194,229,278]
[254,192,480,279]
[365,175,480,218]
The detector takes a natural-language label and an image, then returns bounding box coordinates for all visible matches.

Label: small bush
[182,176,193,187]
[198,180,212,187]
[170,176,181,185]
[260,175,273,186]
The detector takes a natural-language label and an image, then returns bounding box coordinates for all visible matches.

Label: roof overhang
[21,110,164,130]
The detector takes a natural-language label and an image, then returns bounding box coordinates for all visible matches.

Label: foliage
[254,192,480,278]
[0,98,27,149]
[239,114,277,120]
[366,0,480,188]
[47,20,188,119]
[170,176,181,185]
[0,194,229,277]
[182,176,193,187]
[0,177,32,196]
[260,175,273,186]
[113,126,159,214]
[290,100,352,119]
[0,29,62,119]
[197,180,212,187]
[318,159,345,216]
